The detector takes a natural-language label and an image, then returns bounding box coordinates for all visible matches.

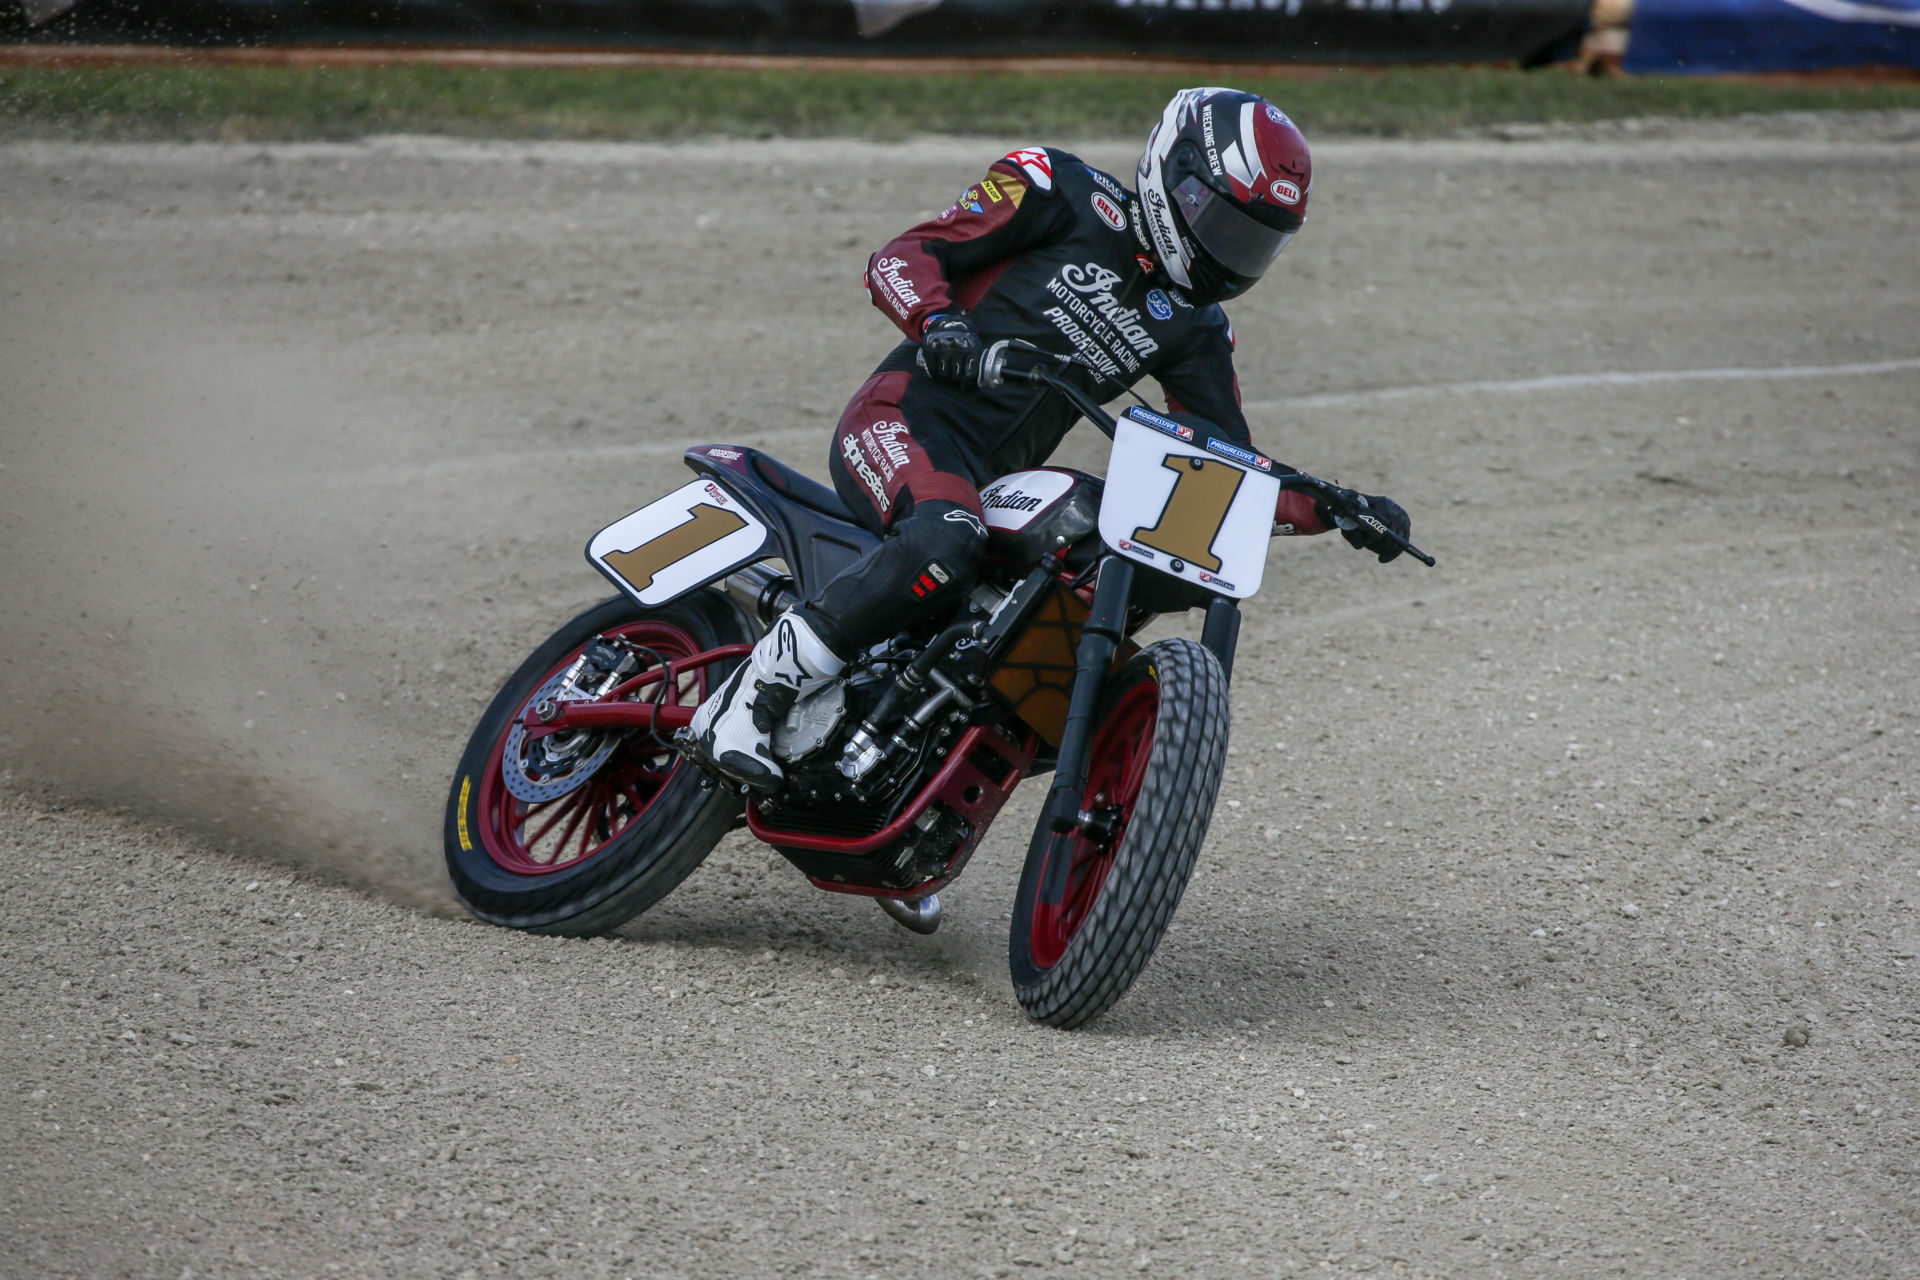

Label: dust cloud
[0,273,453,904]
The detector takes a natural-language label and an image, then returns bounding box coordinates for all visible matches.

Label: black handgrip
[1278,473,1436,567]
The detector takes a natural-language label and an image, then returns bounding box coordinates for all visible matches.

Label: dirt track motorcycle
[445,342,1431,1026]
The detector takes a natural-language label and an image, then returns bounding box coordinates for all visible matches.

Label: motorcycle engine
[771,681,847,763]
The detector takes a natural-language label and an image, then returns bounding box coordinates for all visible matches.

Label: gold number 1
[1129,455,1245,572]
[603,503,747,593]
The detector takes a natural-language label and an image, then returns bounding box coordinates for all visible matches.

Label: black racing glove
[1319,490,1411,564]
[920,313,984,387]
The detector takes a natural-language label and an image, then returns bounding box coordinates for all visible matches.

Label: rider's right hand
[920,313,984,387]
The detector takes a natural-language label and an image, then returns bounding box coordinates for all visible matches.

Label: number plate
[1096,409,1282,599]
[587,479,770,607]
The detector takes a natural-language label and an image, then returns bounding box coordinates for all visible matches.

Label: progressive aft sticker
[588,479,769,607]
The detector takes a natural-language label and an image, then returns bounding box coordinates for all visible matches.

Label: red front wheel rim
[475,620,707,877]
[1028,679,1158,970]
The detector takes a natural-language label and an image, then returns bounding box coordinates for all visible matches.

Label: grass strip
[2,63,1917,140]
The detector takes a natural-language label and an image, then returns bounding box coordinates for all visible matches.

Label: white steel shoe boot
[686,610,844,792]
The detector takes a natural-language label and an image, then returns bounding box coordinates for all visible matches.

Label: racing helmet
[1137,88,1311,305]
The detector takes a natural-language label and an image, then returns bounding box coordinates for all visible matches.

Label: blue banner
[1625,0,1920,72]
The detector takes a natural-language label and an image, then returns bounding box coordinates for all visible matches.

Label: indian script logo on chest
[1040,262,1162,378]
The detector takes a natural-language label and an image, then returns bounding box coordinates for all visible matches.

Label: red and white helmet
[1137,87,1311,305]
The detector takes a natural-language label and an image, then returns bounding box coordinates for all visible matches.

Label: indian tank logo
[1269,179,1302,205]
[1091,193,1125,230]
[1145,289,1174,321]
[1265,104,1288,126]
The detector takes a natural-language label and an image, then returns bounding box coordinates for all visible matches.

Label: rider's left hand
[920,313,984,387]
[1322,491,1410,563]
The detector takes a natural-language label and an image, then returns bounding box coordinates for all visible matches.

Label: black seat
[750,452,857,523]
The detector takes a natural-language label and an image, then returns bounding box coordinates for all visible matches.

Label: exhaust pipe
[876,892,941,935]
[719,562,799,627]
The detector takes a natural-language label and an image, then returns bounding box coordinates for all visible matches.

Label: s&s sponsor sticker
[1145,289,1174,322]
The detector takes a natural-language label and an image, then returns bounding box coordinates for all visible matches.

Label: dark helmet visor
[1172,174,1296,280]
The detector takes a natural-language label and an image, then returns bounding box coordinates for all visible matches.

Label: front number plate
[1096,412,1282,599]
[587,479,770,607]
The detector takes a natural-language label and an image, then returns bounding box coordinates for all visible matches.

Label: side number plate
[1096,413,1282,599]
[587,479,769,607]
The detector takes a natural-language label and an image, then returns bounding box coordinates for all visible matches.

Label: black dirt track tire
[443,591,749,936]
[1008,637,1230,1028]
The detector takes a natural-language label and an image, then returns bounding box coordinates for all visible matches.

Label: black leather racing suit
[804,145,1325,656]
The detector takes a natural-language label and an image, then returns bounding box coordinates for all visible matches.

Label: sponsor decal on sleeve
[1004,148,1054,192]
[1205,437,1275,472]
[980,177,1004,203]
[958,187,985,215]
[1091,192,1126,231]
[1088,168,1127,201]
[870,256,923,319]
[1145,289,1174,322]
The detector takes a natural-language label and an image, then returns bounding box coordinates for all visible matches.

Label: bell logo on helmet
[1091,193,1126,231]
[1270,178,1302,205]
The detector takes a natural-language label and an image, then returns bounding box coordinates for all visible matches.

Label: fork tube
[1200,594,1241,682]
[1033,553,1135,905]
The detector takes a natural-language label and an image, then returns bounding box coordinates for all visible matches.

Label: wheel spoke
[476,615,708,877]
[524,790,582,847]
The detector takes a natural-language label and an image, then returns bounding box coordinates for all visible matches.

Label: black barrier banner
[6,0,1592,67]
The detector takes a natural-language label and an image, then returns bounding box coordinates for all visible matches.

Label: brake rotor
[500,668,621,804]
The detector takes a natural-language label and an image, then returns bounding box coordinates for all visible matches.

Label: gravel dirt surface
[3,119,1918,1279]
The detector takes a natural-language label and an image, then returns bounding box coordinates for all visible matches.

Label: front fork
[1028,556,1240,905]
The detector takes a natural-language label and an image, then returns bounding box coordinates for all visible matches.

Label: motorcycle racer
[689,87,1411,792]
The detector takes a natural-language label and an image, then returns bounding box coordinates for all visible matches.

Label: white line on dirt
[1246,356,1920,412]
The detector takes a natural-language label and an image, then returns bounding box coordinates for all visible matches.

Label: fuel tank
[978,468,1103,563]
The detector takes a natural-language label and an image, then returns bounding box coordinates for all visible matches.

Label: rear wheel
[444,591,750,935]
[1008,637,1229,1028]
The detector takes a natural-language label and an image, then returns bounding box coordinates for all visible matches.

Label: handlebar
[934,340,1436,568]
[1277,473,1437,567]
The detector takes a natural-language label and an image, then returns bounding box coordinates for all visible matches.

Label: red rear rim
[1027,679,1158,970]
[476,620,707,876]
